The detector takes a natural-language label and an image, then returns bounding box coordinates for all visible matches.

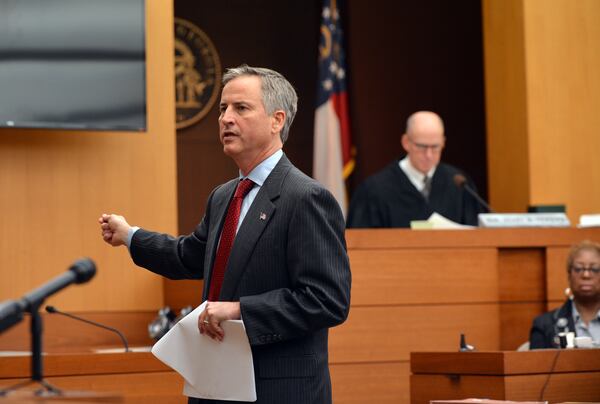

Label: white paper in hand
[151,301,256,401]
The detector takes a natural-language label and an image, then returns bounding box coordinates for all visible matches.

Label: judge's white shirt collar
[399,156,437,192]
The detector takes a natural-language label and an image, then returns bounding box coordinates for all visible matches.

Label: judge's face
[401,117,445,175]
[568,248,600,303]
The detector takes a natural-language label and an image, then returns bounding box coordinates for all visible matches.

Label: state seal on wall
[174,18,221,129]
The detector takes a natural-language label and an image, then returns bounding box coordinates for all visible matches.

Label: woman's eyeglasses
[570,266,600,275]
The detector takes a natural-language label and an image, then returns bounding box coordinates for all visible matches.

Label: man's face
[401,119,445,174]
[568,249,600,303]
[218,75,282,166]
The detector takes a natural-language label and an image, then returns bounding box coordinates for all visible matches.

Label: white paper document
[578,213,600,228]
[410,212,475,230]
[151,301,257,401]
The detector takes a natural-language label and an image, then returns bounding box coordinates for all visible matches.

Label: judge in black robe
[346,159,484,228]
[347,110,486,229]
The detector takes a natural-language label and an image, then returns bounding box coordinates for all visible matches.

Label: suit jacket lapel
[219,155,292,300]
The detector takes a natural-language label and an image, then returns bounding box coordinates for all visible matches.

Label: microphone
[556,317,568,331]
[45,305,129,352]
[0,300,25,333]
[0,258,96,333]
[453,174,494,213]
[459,333,475,351]
[22,258,96,310]
[555,317,569,348]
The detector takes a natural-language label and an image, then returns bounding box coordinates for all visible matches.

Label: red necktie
[208,178,255,301]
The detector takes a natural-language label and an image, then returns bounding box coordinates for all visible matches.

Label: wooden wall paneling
[163,279,204,311]
[412,373,600,404]
[524,0,600,223]
[483,0,600,222]
[482,0,530,213]
[330,362,408,404]
[497,303,545,350]
[329,304,500,364]
[505,373,600,402]
[545,246,570,306]
[496,248,545,349]
[497,248,545,302]
[349,248,498,306]
[0,0,177,312]
[411,374,506,404]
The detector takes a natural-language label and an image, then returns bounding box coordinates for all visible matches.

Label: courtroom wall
[484,0,600,223]
[0,0,177,311]
[174,0,488,231]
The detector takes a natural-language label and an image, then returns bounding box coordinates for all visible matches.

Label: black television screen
[0,0,146,131]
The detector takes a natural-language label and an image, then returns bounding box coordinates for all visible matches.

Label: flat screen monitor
[0,0,146,131]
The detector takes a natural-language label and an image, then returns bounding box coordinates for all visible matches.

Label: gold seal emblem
[174,18,221,129]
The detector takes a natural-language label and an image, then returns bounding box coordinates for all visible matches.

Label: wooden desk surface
[346,227,600,249]
[410,350,600,404]
[411,349,600,375]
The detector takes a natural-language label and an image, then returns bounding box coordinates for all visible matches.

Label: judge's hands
[99,213,131,247]
[198,301,241,341]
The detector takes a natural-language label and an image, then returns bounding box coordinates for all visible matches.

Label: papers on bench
[410,212,475,230]
[578,213,600,228]
[151,301,256,402]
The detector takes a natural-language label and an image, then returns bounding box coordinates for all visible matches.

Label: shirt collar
[239,149,283,186]
[572,303,600,323]
[399,156,437,183]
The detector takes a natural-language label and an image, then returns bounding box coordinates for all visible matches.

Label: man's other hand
[198,301,241,341]
[99,213,131,247]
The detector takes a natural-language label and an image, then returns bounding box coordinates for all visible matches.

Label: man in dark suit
[347,111,485,228]
[99,65,351,403]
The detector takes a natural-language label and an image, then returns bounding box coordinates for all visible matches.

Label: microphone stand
[463,183,494,213]
[0,303,62,397]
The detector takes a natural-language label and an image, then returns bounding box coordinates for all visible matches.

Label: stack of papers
[410,212,475,230]
[151,301,256,401]
[578,213,600,228]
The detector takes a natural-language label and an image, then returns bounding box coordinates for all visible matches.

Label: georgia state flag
[313,0,354,216]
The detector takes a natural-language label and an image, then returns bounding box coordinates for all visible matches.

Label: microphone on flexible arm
[0,258,96,333]
[45,306,129,352]
[0,258,96,397]
[453,174,494,213]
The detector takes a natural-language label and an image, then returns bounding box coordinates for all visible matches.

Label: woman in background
[529,240,600,349]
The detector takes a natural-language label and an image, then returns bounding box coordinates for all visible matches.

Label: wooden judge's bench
[1,227,599,403]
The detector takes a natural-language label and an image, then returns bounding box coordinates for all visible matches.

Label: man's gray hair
[223,65,298,143]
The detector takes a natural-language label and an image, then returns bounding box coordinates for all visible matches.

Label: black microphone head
[453,174,467,188]
[45,305,57,313]
[69,258,96,284]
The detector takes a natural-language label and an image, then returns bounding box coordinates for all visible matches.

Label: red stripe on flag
[331,92,354,177]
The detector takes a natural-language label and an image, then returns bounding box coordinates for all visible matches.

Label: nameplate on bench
[478,213,570,228]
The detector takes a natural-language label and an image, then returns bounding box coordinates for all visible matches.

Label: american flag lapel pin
[259,212,267,220]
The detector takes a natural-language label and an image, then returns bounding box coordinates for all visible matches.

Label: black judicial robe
[347,160,485,228]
